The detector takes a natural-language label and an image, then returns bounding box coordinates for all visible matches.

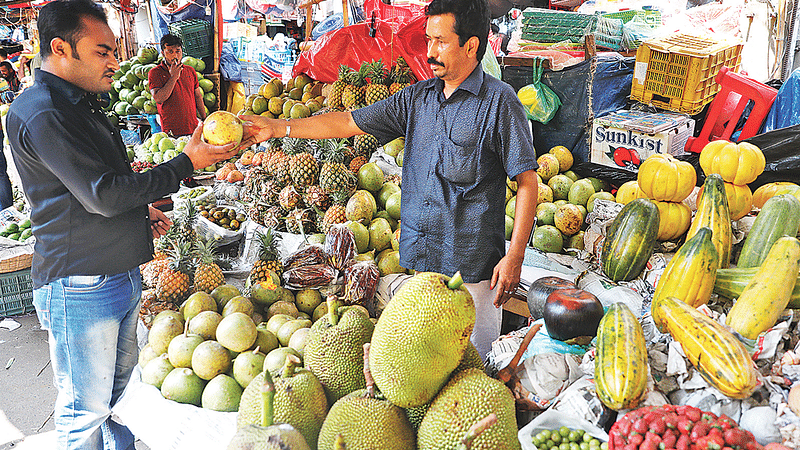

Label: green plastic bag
[516,57,561,124]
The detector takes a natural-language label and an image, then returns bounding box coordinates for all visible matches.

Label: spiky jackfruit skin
[454,342,484,373]
[369,272,475,408]
[317,389,416,450]
[304,307,374,405]
[227,423,311,450]
[404,403,430,432]
[417,368,520,450]
[237,370,328,449]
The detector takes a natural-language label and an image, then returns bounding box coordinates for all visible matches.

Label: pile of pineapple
[327,57,415,110]
[240,134,397,236]
[140,201,228,325]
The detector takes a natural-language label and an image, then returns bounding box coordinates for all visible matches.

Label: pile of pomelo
[505,146,614,254]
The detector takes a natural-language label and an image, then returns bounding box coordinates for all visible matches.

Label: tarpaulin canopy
[292,14,432,84]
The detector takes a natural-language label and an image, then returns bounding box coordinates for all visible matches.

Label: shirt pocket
[438,138,478,185]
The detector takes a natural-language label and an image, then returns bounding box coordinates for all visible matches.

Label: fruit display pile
[105,47,216,119]
[532,426,606,450]
[0,218,32,241]
[133,132,188,166]
[519,145,614,254]
[609,405,763,450]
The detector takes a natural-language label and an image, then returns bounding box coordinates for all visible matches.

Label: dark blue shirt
[7,70,194,288]
[352,65,538,283]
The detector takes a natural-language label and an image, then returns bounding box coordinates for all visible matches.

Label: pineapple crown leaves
[366,60,388,85]
[319,139,349,164]
[348,65,368,87]
[337,64,352,80]
[166,239,195,275]
[177,200,198,228]
[281,137,308,155]
[329,189,351,206]
[194,238,218,265]
[256,228,281,262]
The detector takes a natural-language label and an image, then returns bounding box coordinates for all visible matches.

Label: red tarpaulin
[292,14,433,84]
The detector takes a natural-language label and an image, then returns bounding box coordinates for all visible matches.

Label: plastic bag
[324,224,356,271]
[743,123,800,188]
[219,42,242,82]
[517,58,561,124]
[343,260,380,315]
[283,244,327,270]
[283,264,338,290]
[622,15,660,51]
[762,67,800,132]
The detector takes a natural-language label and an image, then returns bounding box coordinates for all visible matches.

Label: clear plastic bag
[283,243,327,270]
[343,260,380,316]
[622,15,661,51]
[516,57,562,124]
[283,264,338,290]
[324,224,356,272]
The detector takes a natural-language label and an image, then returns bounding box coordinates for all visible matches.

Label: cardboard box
[591,110,695,171]
[224,22,258,39]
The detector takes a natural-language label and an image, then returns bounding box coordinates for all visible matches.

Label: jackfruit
[369,272,475,408]
[317,388,416,450]
[417,368,520,450]
[454,342,484,374]
[403,403,429,432]
[238,356,327,449]
[228,369,311,450]
[304,296,375,404]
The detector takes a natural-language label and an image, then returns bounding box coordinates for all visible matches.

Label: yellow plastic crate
[631,34,743,115]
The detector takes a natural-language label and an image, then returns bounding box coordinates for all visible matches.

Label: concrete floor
[0,313,151,450]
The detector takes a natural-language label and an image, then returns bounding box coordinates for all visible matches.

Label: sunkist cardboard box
[591,110,695,171]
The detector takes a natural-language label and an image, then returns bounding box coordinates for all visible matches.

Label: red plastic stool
[685,66,778,154]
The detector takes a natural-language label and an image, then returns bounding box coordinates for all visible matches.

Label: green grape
[580,443,590,450]
[583,433,595,444]
[559,426,571,438]
[559,443,570,450]
[600,443,608,450]
[551,433,562,444]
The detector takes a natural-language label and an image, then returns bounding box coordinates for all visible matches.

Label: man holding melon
[240,0,538,359]
[6,1,238,448]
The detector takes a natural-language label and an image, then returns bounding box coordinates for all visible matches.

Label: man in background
[149,33,206,136]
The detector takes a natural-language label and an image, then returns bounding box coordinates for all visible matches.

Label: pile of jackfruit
[148,271,521,450]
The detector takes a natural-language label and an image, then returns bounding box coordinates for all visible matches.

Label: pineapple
[156,240,194,304]
[263,206,285,231]
[193,239,224,293]
[289,149,320,188]
[250,228,283,283]
[389,66,413,95]
[329,65,351,110]
[141,258,169,288]
[365,60,390,105]
[278,184,302,210]
[342,65,366,109]
[174,200,199,247]
[304,185,330,210]
[321,190,350,233]
[248,202,269,226]
[353,133,378,159]
[320,139,357,194]
[285,208,316,235]
[349,155,367,173]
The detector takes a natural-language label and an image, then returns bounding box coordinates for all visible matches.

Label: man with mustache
[6,1,238,448]
[149,33,206,136]
[240,0,537,359]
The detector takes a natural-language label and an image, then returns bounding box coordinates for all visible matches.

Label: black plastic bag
[743,124,800,189]
[527,56,635,162]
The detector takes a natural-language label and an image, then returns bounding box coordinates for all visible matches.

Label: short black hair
[38,0,108,60]
[160,34,182,49]
[426,0,490,62]
[0,49,7,59]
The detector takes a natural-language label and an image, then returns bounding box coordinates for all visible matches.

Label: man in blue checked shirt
[240,0,538,360]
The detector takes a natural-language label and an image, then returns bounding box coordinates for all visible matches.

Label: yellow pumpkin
[698,181,753,220]
[652,201,692,241]
[752,182,799,209]
[615,180,647,205]
[637,154,697,202]
[699,140,765,185]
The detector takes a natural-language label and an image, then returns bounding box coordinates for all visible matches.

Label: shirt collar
[35,69,90,105]
[425,64,485,96]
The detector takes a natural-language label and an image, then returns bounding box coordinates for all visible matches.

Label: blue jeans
[33,268,142,450]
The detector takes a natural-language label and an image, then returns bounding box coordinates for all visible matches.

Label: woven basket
[0,253,32,274]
